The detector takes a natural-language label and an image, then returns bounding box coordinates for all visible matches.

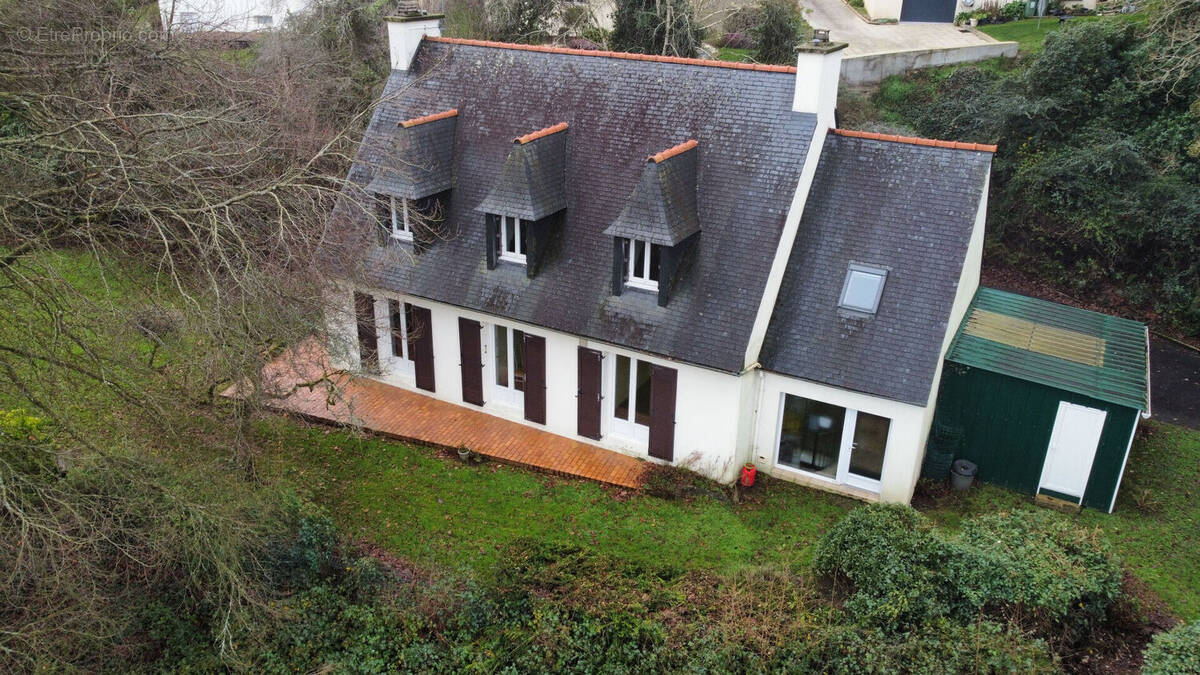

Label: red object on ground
[740,463,756,487]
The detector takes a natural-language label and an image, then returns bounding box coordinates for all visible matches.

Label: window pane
[400,198,410,232]
[633,240,646,280]
[403,303,416,361]
[634,360,652,426]
[389,299,404,358]
[776,395,844,478]
[614,355,631,420]
[513,329,526,392]
[505,217,516,254]
[648,243,661,282]
[850,412,890,481]
[842,269,884,313]
[494,325,508,387]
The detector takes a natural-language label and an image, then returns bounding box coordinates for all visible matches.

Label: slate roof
[364,109,457,200]
[475,123,569,221]
[759,133,993,405]
[604,140,701,247]
[343,39,818,373]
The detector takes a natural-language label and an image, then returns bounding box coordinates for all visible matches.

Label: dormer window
[839,264,887,316]
[622,238,661,291]
[498,215,526,264]
[390,196,414,242]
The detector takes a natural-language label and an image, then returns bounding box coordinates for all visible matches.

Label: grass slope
[258,417,854,575]
[261,412,1200,619]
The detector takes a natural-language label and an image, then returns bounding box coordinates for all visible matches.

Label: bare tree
[0,0,432,667]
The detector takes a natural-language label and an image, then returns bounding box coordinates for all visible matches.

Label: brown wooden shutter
[375,195,391,246]
[648,364,677,461]
[577,347,603,440]
[611,237,626,296]
[458,317,484,405]
[485,214,499,270]
[523,334,547,424]
[409,304,435,392]
[354,292,378,372]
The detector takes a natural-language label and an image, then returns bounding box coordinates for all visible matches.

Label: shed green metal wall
[932,362,1139,511]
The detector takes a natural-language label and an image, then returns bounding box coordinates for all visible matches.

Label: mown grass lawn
[979,15,1103,54]
[716,47,751,62]
[256,416,856,576]
[260,411,1200,619]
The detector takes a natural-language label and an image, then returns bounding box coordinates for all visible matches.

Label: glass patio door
[775,394,891,492]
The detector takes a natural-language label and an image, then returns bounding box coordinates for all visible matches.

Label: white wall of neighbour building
[160,0,308,33]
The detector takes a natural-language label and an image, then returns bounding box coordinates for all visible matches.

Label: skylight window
[839,264,887,315]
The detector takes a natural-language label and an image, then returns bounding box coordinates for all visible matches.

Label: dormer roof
[475,122,568,221]
[365,108,457,200]
[340,39,819,373]
[603,140,700,247]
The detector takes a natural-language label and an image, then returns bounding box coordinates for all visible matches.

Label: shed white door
[1039,401,1107,501]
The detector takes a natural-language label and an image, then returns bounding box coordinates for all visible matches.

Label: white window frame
[390,196,414,242]
[499,216,526,264]
[838,263,887,316]
[772,393,889,493]
[624,238,659,292]
[489,323,526,409]
[608,352,651,443]
[373,296,415,380]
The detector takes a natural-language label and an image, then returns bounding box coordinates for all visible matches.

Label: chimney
[792,41,847,129]
[386,11,444,71]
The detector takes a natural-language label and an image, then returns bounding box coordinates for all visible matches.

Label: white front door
[1038,401,1107,502]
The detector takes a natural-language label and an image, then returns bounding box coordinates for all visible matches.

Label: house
[159,0,307,33]
[865,0,965,23]
[323,13,1148,509]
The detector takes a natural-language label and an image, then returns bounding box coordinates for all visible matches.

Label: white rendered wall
[160,0,308,32]
[752,371,929,502]
[331,288,747,484]
[865,0,902,20]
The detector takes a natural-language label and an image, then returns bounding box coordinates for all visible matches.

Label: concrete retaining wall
[840,41,1019,85]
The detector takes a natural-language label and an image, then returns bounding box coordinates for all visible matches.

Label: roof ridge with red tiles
[425,36,798,74]
[515,121,568,144]
[832,128,997,153]
[649,139,698,163]
[399,108,458,128]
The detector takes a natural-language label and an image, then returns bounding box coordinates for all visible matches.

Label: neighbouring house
[159,0,307,33]
[323,13,1149,509]
[865,0,967,23]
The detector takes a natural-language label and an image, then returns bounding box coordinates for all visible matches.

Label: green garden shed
[929,288,1151,512]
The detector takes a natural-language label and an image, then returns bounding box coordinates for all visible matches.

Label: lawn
[715,47,751,62]
[257,416,855,576]
[260,411,1200,620]
[979,15,1103,54]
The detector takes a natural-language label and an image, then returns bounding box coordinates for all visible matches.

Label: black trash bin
[950,459,978,491]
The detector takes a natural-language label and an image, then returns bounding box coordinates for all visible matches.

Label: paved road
[802,0,997,57]
[1151,337,1200,429]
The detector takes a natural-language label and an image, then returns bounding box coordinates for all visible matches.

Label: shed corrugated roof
[947,287,1150,411]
